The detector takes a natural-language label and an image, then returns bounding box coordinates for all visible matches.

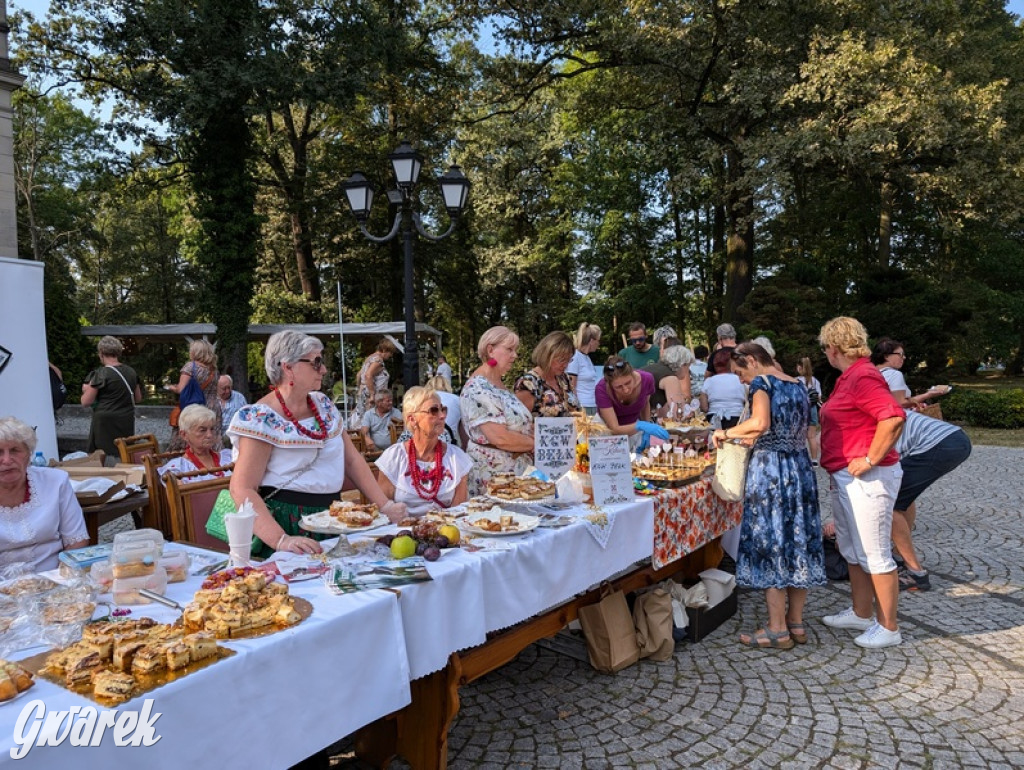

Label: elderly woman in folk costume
[374,387,472,517]
[0,417,89,571]
[228,331,406,558]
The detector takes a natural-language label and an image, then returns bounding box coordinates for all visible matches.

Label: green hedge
[942,389,1024,429]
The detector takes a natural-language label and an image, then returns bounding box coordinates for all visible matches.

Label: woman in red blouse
[818,317,906,649]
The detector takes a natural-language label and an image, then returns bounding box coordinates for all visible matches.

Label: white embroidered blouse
[227,392,346,493]
[0,467,89,572]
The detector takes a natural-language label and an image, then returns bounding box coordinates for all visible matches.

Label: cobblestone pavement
[337,445,1024,769]
[56,415,1024,767]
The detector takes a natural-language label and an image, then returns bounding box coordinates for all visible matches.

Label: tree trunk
[878,177,894,269]
[290,205,321,312]
[722,149,754,324]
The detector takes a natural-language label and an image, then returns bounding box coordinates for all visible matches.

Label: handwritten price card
[588,434,633,505]
[534,417,577,480]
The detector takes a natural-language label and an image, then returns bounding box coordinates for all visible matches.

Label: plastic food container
[90,560,114,591]
[159,552,190,583]
[113,528,166,550]
[112,568,168,605]
[111,540,161,579]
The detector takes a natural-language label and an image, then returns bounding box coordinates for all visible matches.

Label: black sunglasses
[604,360,629,374]
[629,336,647,344]
[296,356,325,370]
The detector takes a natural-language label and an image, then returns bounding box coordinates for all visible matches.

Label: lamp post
[343,141,470,389]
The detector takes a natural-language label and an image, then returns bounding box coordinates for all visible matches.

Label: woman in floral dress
[167,339,222,452]
[514,331,581,418]
[350,338,397,429]
[712,341,826,649]
[460,326,534,495]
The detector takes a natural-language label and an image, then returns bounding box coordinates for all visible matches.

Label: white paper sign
[533,417,577,480]
[588,434,634,505]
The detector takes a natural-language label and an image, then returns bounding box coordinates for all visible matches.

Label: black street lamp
[343,141,470,389]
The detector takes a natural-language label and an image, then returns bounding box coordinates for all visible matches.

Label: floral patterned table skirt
[652,477,742,569]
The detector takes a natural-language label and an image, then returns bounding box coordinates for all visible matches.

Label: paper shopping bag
[578,585,640,673]
[632,588,675,661]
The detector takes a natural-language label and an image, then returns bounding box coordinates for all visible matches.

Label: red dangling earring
[487,358,498,367]
[288,380,294,387]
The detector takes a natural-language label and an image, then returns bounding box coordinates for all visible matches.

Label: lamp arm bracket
[412,212,457,242]
[357,212,403,244]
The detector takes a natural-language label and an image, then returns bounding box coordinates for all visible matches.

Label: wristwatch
[863,456,873,467]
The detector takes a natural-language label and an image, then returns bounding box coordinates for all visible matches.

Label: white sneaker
[854,622,902,649]
[822,607,874,631]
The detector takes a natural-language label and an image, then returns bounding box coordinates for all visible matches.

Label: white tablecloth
[385,497,655,679]
[0,547,411,769]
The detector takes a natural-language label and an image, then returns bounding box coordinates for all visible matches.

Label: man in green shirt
[617,322,660,369]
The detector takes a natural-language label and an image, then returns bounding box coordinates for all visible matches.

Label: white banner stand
[0,256,58,460]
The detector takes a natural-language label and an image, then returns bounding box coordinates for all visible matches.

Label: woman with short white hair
[158,405,233,481]
[228,331,405,557]
[375,387,472,516]
[644,340,694,414]
[0,416,89,570]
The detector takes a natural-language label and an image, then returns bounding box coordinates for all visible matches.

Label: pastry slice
[194,589,222,607]
[183,632,217,661]
[242,571,267,593]
[0,669,17,701]
[2,663,34,693]
[80,633,114,662]
[164,642,190,670]
[274,602,301,626]
[66,650,102,686]
[131,646,166,674]
[92,670,135,702]
[264,582,287,597]
[183,602,207,630]
[112,637,149,672]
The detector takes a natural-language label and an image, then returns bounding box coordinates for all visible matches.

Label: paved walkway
[339,445,1024,768]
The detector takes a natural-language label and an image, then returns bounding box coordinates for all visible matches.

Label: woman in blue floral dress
[712,342,826,649]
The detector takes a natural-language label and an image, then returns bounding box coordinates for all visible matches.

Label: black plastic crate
[683,589,737,643]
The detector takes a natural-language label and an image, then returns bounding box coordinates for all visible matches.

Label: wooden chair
[388,421,404,446]
[347,430,367,454]
[141,451,184,539]
[164,464,235,553]
[115,434,160,465]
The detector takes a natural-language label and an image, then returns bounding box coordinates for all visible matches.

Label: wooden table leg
[394,654,462,770]
[85,518,100,546]
[356,654,462,770]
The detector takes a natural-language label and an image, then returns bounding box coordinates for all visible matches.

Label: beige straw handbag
[710,376,766,502]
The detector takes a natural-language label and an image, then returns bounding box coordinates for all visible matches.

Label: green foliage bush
[942,389,1024,429]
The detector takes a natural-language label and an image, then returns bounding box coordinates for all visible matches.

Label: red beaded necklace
[406,439,447,506]
[275,389,329,440]
[184,447,225,477]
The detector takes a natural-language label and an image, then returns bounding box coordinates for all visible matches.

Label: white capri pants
[829,464,903,574]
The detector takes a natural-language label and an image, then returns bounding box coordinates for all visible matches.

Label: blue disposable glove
[635,420,670,442]
[636,432,650,452]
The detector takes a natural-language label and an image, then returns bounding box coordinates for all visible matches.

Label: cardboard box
[73,479,126,506]
[684,590,737,643]
[62,464,145,487]
[50,450,106,468]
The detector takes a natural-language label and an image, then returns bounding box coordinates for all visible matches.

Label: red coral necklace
[275,390,329,440]
[184,447,225,477]
[406,439,446,506]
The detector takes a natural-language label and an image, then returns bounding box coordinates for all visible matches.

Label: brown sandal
[787,622,808,644]
[739,628,795,649]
